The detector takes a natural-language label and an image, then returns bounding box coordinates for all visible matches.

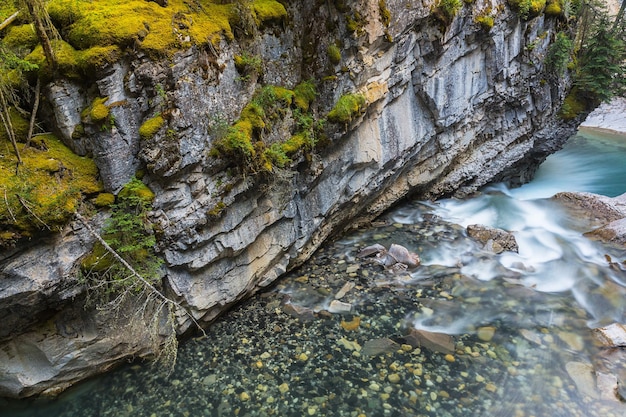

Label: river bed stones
[4,202,626,417]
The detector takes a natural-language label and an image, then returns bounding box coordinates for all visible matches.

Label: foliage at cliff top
[1,0,287,67]
[0,112,103,248]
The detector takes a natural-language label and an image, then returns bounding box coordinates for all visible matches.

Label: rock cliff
[0,0,579,398]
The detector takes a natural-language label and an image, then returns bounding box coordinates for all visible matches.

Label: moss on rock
[252,0,288,27]
[139,115,165,141]
[327,93,366,124]
[89,97,110,123]
[0,119,103,247]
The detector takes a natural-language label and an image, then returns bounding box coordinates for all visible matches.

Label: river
[2,128,626,416]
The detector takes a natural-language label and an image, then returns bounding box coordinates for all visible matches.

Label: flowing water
[2,129,626,417]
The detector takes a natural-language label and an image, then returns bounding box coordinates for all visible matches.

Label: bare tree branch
[26,77,41,146]
[75,212,206,336]
[0,11,19,31]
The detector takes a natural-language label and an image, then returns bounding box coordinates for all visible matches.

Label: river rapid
[2,129,626,416]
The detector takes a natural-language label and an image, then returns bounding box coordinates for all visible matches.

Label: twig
[0,11,19,31]
[26,77,41,146]
[4,189,15,222]
[16,194,50,230]
[74,212,206,336]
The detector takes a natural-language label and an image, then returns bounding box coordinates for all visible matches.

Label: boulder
[466,224,519,254]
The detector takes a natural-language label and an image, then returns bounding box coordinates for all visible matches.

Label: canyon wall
[0,0,579,398]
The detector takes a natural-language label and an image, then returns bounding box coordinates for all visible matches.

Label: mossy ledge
[210,81,321,174]
[0,112,103,247]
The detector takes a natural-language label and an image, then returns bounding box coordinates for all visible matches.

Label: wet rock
[476,326,496,342]
[466,224,518,254]
[328,300,352,314]
[357,243,420,270]
[552,192,626,228]
[565,362,598,399]
[404,328,455,354]
[282,303,316,321]
[361,338,400,357]
[334,282,355,300]
[585,218,626,247]
[593,323,626,347]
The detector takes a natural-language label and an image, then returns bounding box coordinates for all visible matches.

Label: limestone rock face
[0,0,580,398]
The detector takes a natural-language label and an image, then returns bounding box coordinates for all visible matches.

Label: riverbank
[579,97,626,137]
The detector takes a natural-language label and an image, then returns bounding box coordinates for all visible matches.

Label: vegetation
[573,3,626,106]
[475,8,495,30]
[234,52,263,80]
[0,126,103,247]
[507,0,547,20]
[210,81,322,174]
[327,43,341,65]
[544,0,564,16]
[327,93,366,124]
[545,32,573,76]
[79,177,193,372]
[81,178,159,287]
[433,0,463,24]
[139,115,165,141]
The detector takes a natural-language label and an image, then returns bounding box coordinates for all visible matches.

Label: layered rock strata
[0,0,580,398]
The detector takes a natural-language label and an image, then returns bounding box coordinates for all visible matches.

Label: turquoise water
[1,130,626,416]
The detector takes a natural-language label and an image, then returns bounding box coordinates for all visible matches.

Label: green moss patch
[45,0,235,58]
[0,122,103,247]
[89,97,110,122]
[507,0,547,19]
[139,115,165,141]
[211,82,321,173]
[252,0,288,27]
[327,44,341,65]
[327,93,366,124]
[2,24,39,50]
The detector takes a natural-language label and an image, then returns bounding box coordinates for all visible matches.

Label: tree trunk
[0,89,23,170]
[24,0,56,69]
[613,0,626,32]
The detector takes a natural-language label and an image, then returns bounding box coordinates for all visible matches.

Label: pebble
[239,392,250,402]
[388,373,401,384]
[298,353,309,361]
[477,326,496,342]
[329,300,353,314]
[444,354,455,363]
[278,383,290,394]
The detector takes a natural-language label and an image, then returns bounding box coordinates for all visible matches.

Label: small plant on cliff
[79,178,204,372]
[433,0,463,25]
[327,93,366,124]
[545,32,573,76]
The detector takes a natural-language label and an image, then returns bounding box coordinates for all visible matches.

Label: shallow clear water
[2,130,626,417]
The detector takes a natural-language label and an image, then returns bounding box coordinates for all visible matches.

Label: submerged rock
[466,224,519,254]
[357,243,421,271]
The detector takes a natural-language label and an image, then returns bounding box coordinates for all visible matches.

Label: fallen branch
[26,77,41,146]
[0,11,19,32]
[75,212,206,336]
